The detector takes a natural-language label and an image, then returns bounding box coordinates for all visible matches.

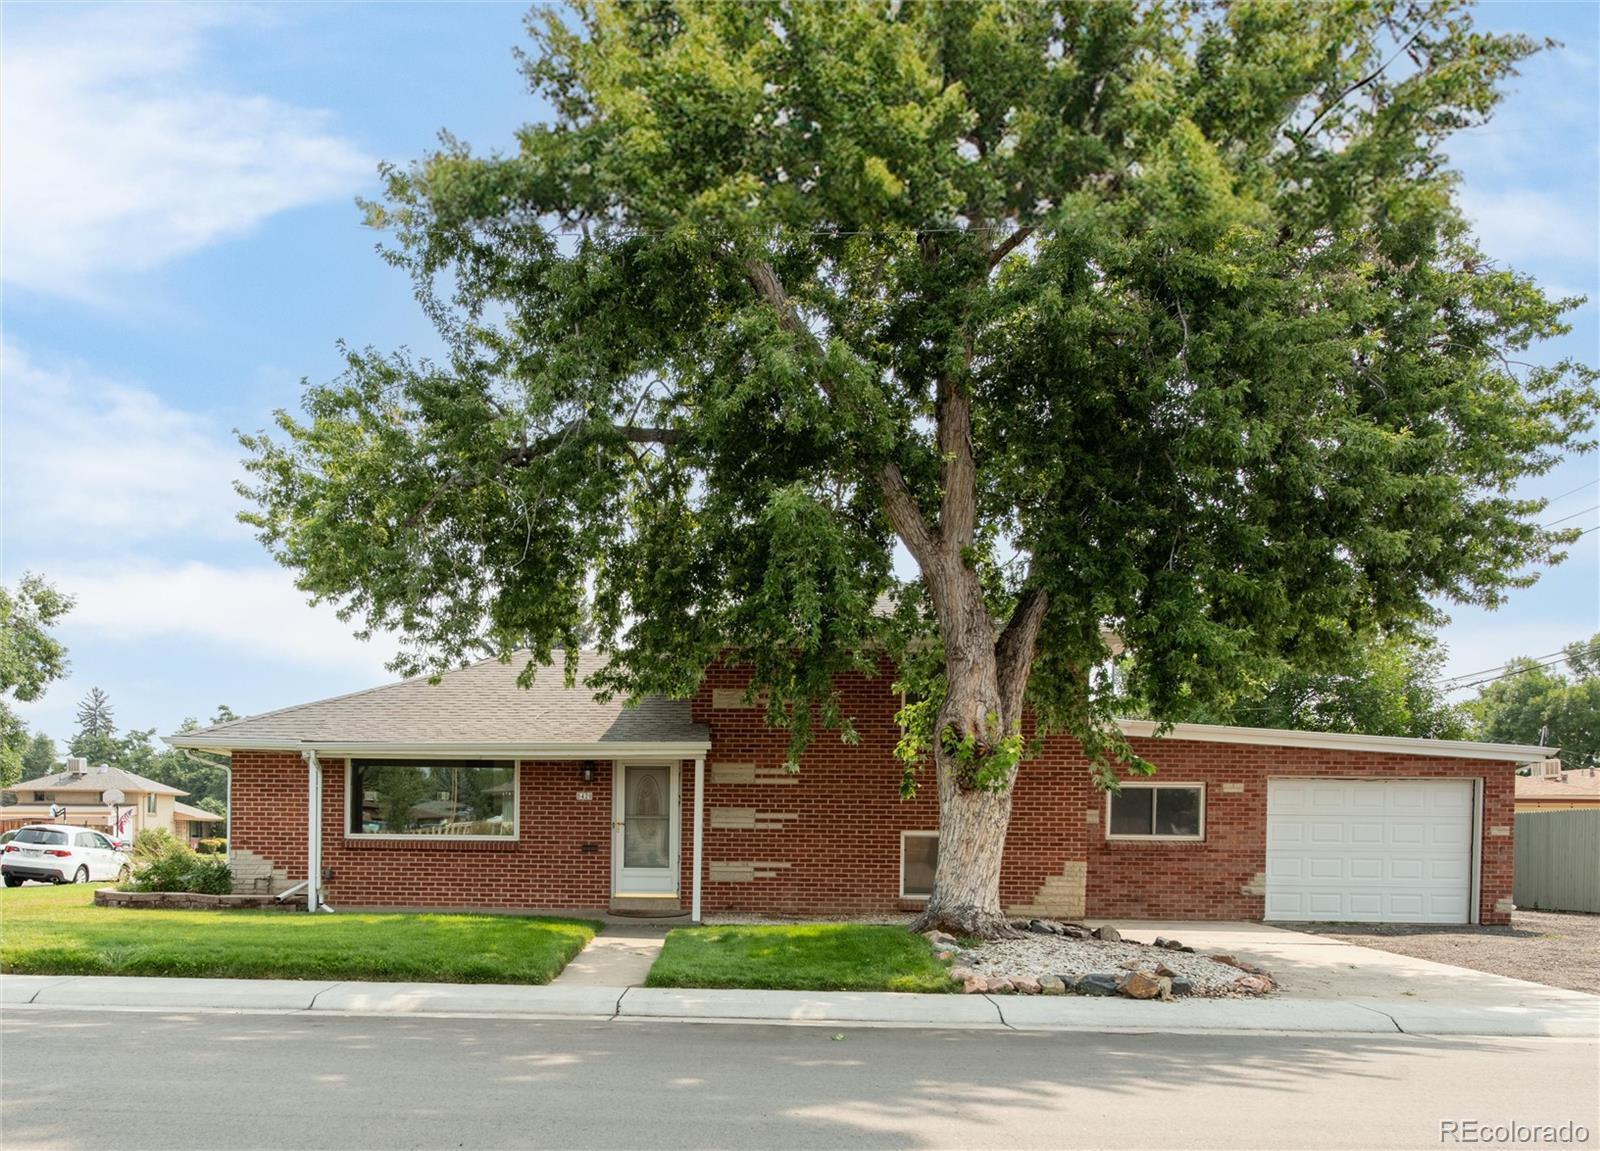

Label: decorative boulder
[1171,977,1195,997]
[1060,923,1093,940]
[1013,974,1042,995]
[1233,974,1275,995]
[922,930,960,950]
[1039,975,1067,996]
[987,977,1016,995]
[1094,925,1122,942]
[1075,973,1120,996]
[1118,971,1164,999]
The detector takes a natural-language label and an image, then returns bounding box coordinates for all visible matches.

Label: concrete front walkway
[551,924,668,987]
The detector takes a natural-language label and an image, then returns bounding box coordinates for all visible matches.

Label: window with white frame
[900,831,939,899]
[1107,783,1205,841]
[146,793,157,814]
[348,760,517,838]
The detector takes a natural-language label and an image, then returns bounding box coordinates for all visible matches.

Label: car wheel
[117,865,131,883]
[3,875,22,888]
[72,866,89,884]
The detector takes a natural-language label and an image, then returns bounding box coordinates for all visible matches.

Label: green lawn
[0,884,598,984]
[646,923,956,993]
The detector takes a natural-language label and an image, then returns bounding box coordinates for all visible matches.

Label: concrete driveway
[1097,919,1596,1010]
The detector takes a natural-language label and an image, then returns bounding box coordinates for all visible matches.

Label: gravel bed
[961,934,1262,996]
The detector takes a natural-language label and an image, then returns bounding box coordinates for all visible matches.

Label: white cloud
[0,3,374,300]
[1457,186,1599,271]
[1,340,247,547]
[53,561,393,676]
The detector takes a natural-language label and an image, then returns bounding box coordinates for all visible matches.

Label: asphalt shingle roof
[166,651,708,751]
[4,765,186,797]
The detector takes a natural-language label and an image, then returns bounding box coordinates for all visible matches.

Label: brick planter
[94,888,303,911]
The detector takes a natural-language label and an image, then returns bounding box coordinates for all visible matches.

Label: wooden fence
[1514,810,1600,914]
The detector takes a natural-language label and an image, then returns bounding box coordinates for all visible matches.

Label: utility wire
[1541,477,1600,505]
[1542,504,1599,527]
[1439,648,1570,684]
[1443,652,1581,693]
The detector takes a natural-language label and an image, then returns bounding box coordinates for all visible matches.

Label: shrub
[195,838,228,855]
[126,846,233,895]
[131,827,182,864]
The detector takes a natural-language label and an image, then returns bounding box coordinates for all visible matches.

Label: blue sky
[3,2,1597,748]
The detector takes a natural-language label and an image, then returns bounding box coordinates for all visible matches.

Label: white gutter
[302,749,321,913]
[691,756,704,924]
[1114,720,1557,765]
[168,738,712,759]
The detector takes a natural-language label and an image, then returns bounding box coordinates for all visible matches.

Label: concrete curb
[3,974,1594,1037]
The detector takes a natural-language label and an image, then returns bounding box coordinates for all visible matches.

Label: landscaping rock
[1171,977,1195,997]
[1028,919,1064,935]
[1059,923,1093,939]
[1094,925,1121,942]
[1039,975,1067,996]
[1075,973,1120,996]
[922,930,960,950]
[1012,974,1041,995]
[1154,962,1177,978]
[1118,971,1164,999]
[1233,974,1275,995]
[987,977,1015,995]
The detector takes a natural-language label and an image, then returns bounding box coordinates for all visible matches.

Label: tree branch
[996,586,1049,726]
[502,422,682,468]
[746,256,944,565]
[987,226,1034,269]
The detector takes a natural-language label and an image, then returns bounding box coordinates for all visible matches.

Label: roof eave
[1115,719,1557,764]
[163,735,714,759]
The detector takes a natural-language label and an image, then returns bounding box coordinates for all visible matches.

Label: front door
[612,764,678,896]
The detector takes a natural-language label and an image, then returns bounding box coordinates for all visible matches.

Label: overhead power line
[1542,504,1599,527]
[1542,477,1600,505]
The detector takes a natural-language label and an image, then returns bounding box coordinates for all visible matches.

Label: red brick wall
[227,668,1517,923]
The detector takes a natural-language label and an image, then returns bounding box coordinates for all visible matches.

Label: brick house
[166,652,1554,925]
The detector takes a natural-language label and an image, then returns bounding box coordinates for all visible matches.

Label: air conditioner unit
[1539,759,1564,780]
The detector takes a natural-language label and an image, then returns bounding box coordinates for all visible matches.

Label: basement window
[900,831,939,900]
[1107,783,1205,841]
[348,760,517,839]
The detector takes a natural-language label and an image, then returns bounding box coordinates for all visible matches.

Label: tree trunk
[907,589,1029,937]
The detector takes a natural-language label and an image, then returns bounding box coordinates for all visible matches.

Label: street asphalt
[2,1009,1595,1150]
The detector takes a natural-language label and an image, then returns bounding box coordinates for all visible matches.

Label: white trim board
[1114,720,1553,764]
[165,738,710,759]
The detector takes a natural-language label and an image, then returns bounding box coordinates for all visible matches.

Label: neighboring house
[166,652,1555,926]
[1,759,224,844]
[1516,765,1600,812]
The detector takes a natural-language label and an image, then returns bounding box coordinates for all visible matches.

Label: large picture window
[348,760,517,838]
[1107,783,1205,841]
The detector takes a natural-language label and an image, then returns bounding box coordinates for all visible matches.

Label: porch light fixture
[578,761,597,785]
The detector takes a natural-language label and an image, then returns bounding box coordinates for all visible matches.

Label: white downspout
[691,756,705,924]
[302,749,321,913]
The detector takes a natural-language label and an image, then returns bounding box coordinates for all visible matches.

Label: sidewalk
[3,973,1594,1037]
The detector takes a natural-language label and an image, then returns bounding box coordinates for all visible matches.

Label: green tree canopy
[1151,630,1470,739]
[1468,636,1600,768]
[69,686,119,767]
[241,1,1597,933]
[0,573,73,788]
[21,732,58,778]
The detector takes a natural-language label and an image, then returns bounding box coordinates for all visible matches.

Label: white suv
[1,824,131,887]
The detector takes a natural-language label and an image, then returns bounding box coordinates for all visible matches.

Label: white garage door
[1266,779,1474,924]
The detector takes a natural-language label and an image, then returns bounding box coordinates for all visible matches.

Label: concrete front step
[608,895,687,915]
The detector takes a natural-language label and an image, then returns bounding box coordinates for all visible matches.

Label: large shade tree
[242,1,1596,934]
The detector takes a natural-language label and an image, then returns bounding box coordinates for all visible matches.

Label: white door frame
[611,761,680,897]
